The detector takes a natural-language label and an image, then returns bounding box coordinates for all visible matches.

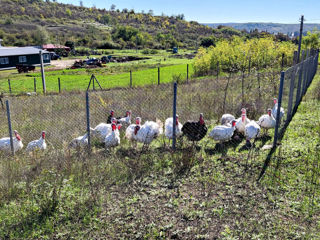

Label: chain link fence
[0,70,283,155]
[259,49,319,180]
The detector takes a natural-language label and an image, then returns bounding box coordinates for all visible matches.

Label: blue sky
[57,0,320,23]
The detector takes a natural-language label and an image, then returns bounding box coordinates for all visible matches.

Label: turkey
[107,110,115,124]
[272,98,285,120]
[105,123,121,148]
[26,131,47,152]
[69,128,95,149]
[135,119,163,144]
[117,110,132,127]
[245,120,261,147]
[125,117,141,142]
[258,108,276,135]
[182,113,208,142]
[235,109,250,135]
[91,119,117,142]
[209,120,237,143]
[0,130,23,153]
[221,114,235,126]
[165,115,183,139]
[126,117,163,145]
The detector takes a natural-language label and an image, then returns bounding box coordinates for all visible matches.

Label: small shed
[0,47,51,71]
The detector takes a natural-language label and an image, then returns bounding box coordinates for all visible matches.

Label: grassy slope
[0,76,319,239]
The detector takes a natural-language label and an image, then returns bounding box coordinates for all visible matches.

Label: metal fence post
[296,50,305,106]
[187,64,189,83]
[39,50,46,94]
[8,79,11,94]
[58,78,61,93]
[130,70,132,88]
[172,82,177,150]
[273,71,285,147]
[86,91,91,154]
[158,67,160,85]
[287,66,296,121]
[6,100,14,156]
[34,78,37,93]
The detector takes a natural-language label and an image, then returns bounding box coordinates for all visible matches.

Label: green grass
[0,49,195,94]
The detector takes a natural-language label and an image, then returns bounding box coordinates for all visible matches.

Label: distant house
[42,44,71,52]
[0,46,51,71]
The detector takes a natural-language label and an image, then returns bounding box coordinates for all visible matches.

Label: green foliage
[200,36,216,48]
[194,36,296,76]
[302,31,320,50]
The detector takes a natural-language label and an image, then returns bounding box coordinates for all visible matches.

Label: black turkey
[182,113,207,142]
[107,110,115,124]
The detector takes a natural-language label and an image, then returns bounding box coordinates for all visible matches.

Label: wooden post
[297,15,304,63]
[248,57,251,74]
[39,50,46,94]
[58,78,61,93]
[158,67,160,85]
[8,79,11,94]
[92,75,95,90]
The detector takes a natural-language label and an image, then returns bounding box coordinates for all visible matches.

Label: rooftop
[0,46,49,57]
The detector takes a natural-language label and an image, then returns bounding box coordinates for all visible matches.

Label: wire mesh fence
[0,69,283,156]
[0,49,317,158]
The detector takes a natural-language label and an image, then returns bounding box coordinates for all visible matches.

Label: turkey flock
[0,98,284,154]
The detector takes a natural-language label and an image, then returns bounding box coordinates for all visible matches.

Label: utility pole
[297,15,304,63]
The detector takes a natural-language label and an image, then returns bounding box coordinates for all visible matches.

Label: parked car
[50,52,60,60]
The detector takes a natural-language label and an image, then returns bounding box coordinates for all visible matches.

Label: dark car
[50,52,60,60]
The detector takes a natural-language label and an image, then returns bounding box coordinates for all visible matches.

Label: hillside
[0,0,213,49]
[205,22,320,35]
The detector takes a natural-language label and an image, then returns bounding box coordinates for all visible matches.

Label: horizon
[57,0,320,24]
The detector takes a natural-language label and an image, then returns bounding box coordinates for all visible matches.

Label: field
[0,62,319,238]
[0,50,195,94]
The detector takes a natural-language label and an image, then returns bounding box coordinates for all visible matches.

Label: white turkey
[105,123,121,148]
[117,110,132,127]
[258,108,276,135]
[221,114,235,126]
[91,119,117,142]
[69,128,94,149]
[165,115,183,139]
[235,109,250,135]
[272,98,285,120]
[126,117,163,145]
[26,131,47,152]
[245,120,261,147]
[0,130,23,153]
[209,120,237,143]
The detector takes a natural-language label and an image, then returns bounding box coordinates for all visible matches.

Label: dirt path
[48,59,81,70]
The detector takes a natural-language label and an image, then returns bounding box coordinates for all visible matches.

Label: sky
[57,0,320,24]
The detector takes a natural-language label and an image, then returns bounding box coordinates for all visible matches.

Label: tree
[200,37,216,48]
[65,41,75,50]
[148,9,154,16]
[79,1,83,7]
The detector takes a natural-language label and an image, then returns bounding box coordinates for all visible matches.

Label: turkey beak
[112,124,116,131]
[242,114,245,122]
[118,124,122,130]
[232,121,236,127]
[42,131,46,139]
